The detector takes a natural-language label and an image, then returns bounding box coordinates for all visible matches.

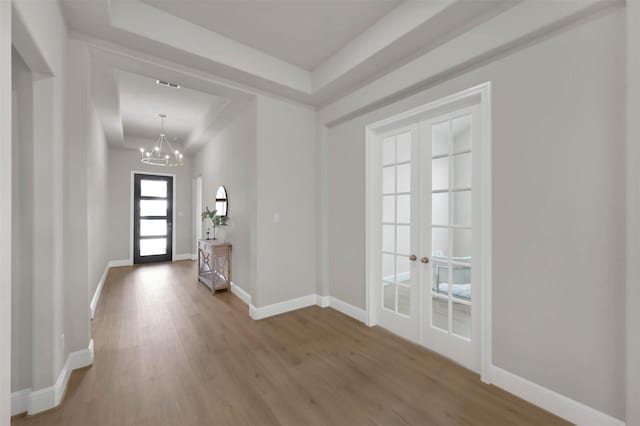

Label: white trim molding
[315,295,330,308]
[249,294,317,320]
[488,365,625,426]
[90,264,110,319]
[108,259,132,268]
[230,282,251,305]
[10,389,30,417]
[12,340,94,416]
[241,291,367,324]
[174,253,195,261]
[329,297,367,323]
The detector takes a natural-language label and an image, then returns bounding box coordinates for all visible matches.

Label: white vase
[217,227,228,242]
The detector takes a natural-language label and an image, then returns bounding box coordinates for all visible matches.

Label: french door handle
[421,256,430,264]
[409,254,417,261]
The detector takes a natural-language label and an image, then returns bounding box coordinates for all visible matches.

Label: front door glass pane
[140,179,167,197]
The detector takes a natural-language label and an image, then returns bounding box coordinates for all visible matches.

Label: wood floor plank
[12,261,568,426]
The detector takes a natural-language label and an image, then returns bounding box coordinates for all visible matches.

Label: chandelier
[140,114,184,167]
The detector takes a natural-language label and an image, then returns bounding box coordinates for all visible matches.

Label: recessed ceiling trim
[109,0,312,94]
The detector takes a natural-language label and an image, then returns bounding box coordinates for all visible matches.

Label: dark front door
[134,174,173,264]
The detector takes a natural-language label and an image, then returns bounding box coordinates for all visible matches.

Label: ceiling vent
[156,80,180,89]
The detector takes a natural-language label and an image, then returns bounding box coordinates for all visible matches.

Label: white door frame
[193,175,202,254]
[129,170,177,264]
[365,82,492,381]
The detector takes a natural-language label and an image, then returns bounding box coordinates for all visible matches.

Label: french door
[373,104,481,372]
[133,174,173,264]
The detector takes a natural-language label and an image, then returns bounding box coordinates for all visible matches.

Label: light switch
[273,213,280,224]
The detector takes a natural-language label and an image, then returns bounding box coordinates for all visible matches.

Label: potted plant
[201,206,229,240]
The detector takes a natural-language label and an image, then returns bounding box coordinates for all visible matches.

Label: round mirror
[215,186,228,217]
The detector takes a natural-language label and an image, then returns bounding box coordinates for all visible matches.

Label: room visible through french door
[133,173,174,264]
[368,93,486,374]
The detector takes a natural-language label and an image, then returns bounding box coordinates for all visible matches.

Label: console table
[198,239,232,292]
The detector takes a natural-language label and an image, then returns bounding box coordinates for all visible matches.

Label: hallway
[12,261,565,426]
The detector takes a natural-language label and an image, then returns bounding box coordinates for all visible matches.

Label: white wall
[192,100,257,297]
[323,8,625,420]
[255,95,317,307]
[108,147,194,262]
[87,105,109,300]
[63,38,91,366]
[12,0,69,391]
[0,2,11,422]
[11,48,33,393]
[627,2,640,425]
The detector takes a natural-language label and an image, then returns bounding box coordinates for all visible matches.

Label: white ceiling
[142,0,401,70]
[118,71,227,142]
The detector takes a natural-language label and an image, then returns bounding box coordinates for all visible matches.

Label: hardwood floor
[13,261,567,425]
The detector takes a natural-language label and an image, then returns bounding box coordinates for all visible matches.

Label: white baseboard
[246,293,366,322]
[488,365,624,426]
[328,297,368,323]
[108,259,131,268]
[250,294,317,320]
[230,282,251,305]
[12,340,94,416]
[10,388,30,416]
[316,294,330,308]
[174,253,194,261]
[191,253,198,261]
[90,265,109,320]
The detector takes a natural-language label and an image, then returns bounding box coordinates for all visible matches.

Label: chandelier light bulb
[155,146,160,151]
[175,150,179,155]
[139,147,144,153]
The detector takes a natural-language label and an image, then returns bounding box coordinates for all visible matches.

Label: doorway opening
[133,173,174,264]
[365,83,492,377]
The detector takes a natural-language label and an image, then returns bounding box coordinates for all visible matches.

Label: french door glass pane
[381,130,412,317]
[452,301,471,339]
[398,285,410,316]
[452,229,472,259]
[382,225,395,252]
[431,114,472,337]
[382,254,394,282]
[382,167,395,194]
[140,219,167,236]
[453,153,472,188]
[396,256,410,285]
[397,132,411,162]
[397,164,411,192]
[432,121,449,157]
[396,195,411,224]
[382,137,396,165]
[140,180,167,198]
[432,193,448,225]
[452,114,472,153]
[396,225,410,255]
[383,283,396,310]
[383,196,395,222]
[452,191,471,226]
[432,228,449,259]
[432,157,449,191]
[140,238,167,256]
[140,200,167,217]
[432,297,449,331]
